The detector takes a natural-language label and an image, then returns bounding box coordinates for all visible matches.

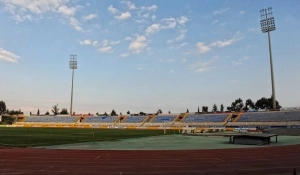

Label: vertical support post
[260,7,276,110]
[69,55,77,116]
[70,68,74,116]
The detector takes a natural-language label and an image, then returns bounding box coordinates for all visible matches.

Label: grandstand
[11,110,300,130]
[124,115,146,123]
[83,116,118,123]
[143,114,178,127]
[23,116,78,123]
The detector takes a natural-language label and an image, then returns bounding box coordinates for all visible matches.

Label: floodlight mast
[69,55,77,116]
[260,7,276,109]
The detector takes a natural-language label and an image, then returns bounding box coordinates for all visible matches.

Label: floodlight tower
[260,7,276,109]
[69,55,77,115]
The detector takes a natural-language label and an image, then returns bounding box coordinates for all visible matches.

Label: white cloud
[0,48,20,63]
[2,0,68,14]
[57,5,76,17]
[175,30,187,41]
[128,35,147,54]
[151,15,156,20]
[179,43,188,47]
[79,39,91,45]
[114,11,131,20]
[69,17,82,31]
[177,16,188,25]
[143,13,150,18]
[2,0,84,31]
[145,23,161,34]
[231,56,249,66]
[240,11,246,14]
[189,61,214,73]
[108,5,118,14]
[98,46,113,53]
[92,41,99,47]
[80,39,119,53]
[161,18,176,29]
[120,53,130,58]
[213,7,230,15]
[141,5,157,12]
[212,20,218,24]
[169,70,175,74]
[122,1,136,10]
[220,23,226,27]
[124,37,132,41]
[110,40,121,45]
[209,37,241,47]
[83,14,97,21]
[196,42,211,54]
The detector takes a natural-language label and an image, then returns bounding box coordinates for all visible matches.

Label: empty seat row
[24,116,78,123]
[183,114,228,123]
[124,116,146,123]
[152,115,176,123]
[239,111,300,122]
[84,116,118,123]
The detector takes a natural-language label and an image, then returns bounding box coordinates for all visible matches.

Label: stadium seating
[183,114,228,123]
[124,116,146,123]
[84,116,118,123]
[24,116,77,123]
[152,115,176,123]
[239,111,300,122]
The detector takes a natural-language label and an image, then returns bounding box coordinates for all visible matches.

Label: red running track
[0,145,300,175]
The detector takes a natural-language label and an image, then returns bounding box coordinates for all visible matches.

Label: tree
[111,109,117,116]
[7,109,23,115]
[168,111,171,114]
[212,103,218,112]
[0,101,6,115]
[255,96,281,110]
[104,112,108,116]
[139,111,146,115]
[244,99,255,111]
[96,112,99,116]
[227,106,232,111]
[52,104,60,115]
[60,108,69,115]
[186,109,189,113]
[220,104,224,112]
[197,106,200,113]
[45,111,50,115]
[202,106,208,113]
[156,109,162,114]
[127,111,130,114]
[37,109,40,115]
[229,98,244,112]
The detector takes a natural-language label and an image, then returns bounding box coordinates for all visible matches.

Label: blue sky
[0,0,299,115]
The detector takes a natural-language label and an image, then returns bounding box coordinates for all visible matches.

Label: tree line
[0,96,281,117]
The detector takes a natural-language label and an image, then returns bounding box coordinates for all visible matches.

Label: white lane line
[40,165,53,171]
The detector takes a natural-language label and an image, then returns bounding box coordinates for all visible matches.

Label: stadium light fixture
[260,7,276,109]
[69,55,77,116]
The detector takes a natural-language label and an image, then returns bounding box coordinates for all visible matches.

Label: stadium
[1,110,300,174]
[1,0,300,174]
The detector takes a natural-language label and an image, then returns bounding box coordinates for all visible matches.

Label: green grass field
[0,127,174,147]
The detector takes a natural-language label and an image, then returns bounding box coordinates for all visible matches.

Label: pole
[69,55,77,116]
[267,30,276,109]
[265,9,276,110]
[70,68,74,116]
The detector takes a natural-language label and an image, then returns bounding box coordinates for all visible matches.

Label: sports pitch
[1,127,300,150]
